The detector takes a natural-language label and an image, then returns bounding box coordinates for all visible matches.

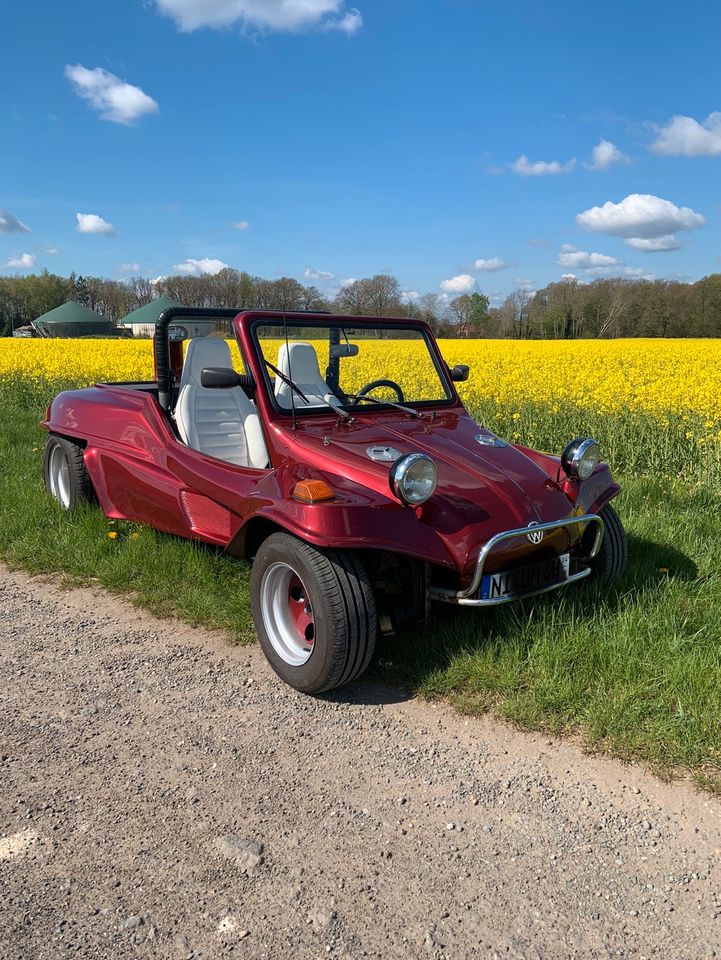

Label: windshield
[254,322,452,414]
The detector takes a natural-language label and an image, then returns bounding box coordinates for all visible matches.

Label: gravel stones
[1,567,720,960]
[214,835,264,872]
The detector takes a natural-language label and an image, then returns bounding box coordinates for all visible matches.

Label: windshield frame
[249,316,456,418]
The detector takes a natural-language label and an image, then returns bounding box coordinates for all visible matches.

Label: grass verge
[1,381,720,788]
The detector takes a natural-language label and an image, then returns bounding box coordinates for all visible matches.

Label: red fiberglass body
[42,311,620,598]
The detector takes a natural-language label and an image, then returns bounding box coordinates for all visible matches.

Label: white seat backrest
[275,342,330,408]
[175,338,269,469]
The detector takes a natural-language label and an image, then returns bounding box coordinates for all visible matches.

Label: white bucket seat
[175,338,269,468]
[275,342,331,408]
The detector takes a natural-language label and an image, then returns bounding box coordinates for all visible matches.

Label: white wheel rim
[260,562,315,666]
[48,445,71,509]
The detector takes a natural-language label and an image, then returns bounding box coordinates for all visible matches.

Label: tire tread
[251,532,376,693]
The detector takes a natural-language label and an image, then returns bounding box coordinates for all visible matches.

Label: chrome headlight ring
[389,453,438,506]
[561,437,600,481]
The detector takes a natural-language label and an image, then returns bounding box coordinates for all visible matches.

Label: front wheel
[250,533,377,694]
[588,503,627,583]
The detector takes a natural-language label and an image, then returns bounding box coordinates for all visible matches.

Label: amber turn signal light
[292,479,334,503]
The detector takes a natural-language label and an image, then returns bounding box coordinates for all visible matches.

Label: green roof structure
[34,301,114,338]
[120,296,183,327]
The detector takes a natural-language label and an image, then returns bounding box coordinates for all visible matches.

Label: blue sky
[1,0,719,303]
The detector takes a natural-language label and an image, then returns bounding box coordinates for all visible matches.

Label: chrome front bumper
[429,513,605,607]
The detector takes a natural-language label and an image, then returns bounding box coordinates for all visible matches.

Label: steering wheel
[351,379,405,405]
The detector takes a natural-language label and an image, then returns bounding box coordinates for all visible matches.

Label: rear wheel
[43,435,95,510]
[250,532,376,693]
[588,503,627,583]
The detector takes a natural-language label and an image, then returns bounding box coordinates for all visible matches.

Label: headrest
[180,338,233,387]
[277,342,325,385]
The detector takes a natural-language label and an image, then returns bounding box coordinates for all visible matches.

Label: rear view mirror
[201,367,240,389]
[330,343,359,359]
[449,364,470,383]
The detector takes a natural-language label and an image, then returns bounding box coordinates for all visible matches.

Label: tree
[335,274,403,317]
[447,292,490,337]
[335,279,370,315]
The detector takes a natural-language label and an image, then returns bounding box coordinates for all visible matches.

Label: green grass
[2,379,720,788]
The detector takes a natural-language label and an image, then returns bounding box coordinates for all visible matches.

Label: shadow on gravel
[321,679,415,707]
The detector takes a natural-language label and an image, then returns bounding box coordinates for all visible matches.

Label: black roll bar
[154,307,242,412]
[153,306,337,412]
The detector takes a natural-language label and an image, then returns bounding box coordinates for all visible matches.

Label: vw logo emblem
[527,522,544,545]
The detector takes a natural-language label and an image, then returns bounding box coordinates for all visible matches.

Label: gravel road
[1,566,720,960]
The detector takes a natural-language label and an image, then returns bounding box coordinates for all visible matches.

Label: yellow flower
[107,531,118,540]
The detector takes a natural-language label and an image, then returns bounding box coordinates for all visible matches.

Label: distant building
[33,301,115,338]
[118,296,181,337]
[118,296,233,338]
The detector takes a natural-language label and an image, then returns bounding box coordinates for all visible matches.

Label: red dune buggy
[42,309,626,693]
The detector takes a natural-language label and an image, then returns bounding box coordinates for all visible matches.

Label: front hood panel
[278,409,576,577]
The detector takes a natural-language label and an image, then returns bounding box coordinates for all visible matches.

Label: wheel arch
[45,428,88,449]
[227,516,287,560]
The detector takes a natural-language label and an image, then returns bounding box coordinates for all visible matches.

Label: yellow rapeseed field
[1,336,719,477]
[0,336,718,422]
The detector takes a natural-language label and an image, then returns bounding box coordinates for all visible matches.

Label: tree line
[1,267,721,338]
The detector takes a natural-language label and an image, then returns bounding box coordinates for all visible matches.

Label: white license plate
[480,553,571,601]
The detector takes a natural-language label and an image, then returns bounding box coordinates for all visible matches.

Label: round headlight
[561,437,600,481]
[389,453,438,505]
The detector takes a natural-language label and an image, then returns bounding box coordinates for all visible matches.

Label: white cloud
[402,290,420,302]
[440,274,475,294]
[556,245,621,270]
[339,277,358,288]
[173,257,229,276]
[619,267,655,280]
[233,220,250,231]
[322,9,362,32]
[511,154,576,176]
[119,262,142,272]
[584,139,629,171]
[576,193,705,250]
[651,112,721,156]
[44,246,58,255]
[514,277,535,291]
[556,244,655,279]
[624,235,682,252]
[473,256,514,272]
[154,0,363,34]
[3,253,36,269]
[65,64,159,125]
[304,265,335,281]
[560,273,578,281]
[0,209,30,234]
[76,213,116,236]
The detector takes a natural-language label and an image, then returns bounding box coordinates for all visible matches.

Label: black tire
[250,532,377,694]
[43,434,96,510]
[588,503,627,583]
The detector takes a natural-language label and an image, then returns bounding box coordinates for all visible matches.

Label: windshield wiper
[265,359,309,404]
[265,359,352,420]
[344,394,422,419]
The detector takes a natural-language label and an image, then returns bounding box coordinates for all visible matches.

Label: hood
[278,408,574,536]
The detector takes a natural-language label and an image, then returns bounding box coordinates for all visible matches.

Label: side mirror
[449,364,470,383]
[201,367,241,389]
[168,324,188,342]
